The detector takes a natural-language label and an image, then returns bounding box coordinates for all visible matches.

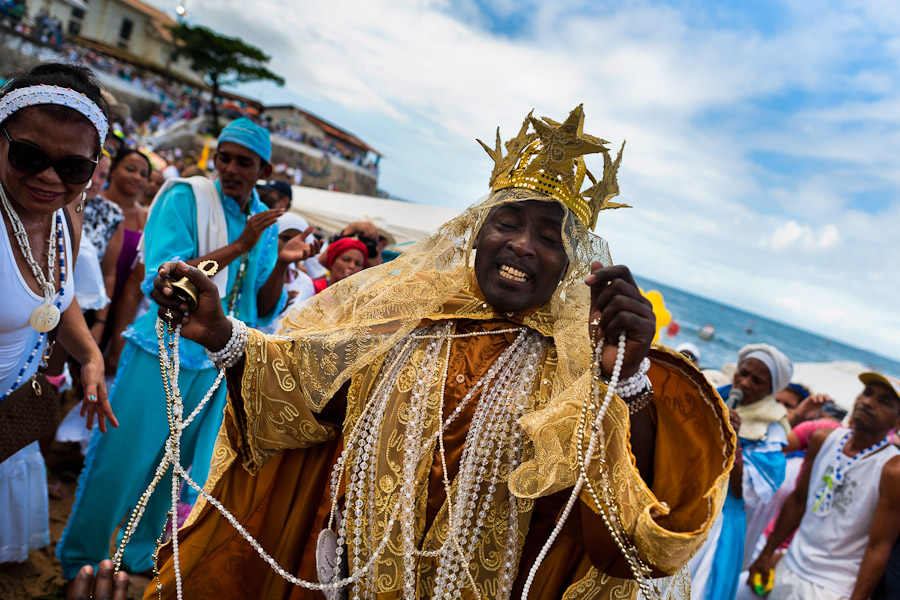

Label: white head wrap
[738,343,793,395]
[0,85,108,147]
[277,212,310,236]
[675,342,700,362]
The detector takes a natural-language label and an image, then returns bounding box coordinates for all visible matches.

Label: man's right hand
[747,551,777,594]
[152,261,232,351]
[236,208,283,252]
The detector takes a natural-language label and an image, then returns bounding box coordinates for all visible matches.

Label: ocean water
[635,275,900,376]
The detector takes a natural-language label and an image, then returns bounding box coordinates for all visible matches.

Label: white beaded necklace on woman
[0,182,65,333]
[0,184,67,400]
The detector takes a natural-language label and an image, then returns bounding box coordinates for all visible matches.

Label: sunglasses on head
[3,127,98,184]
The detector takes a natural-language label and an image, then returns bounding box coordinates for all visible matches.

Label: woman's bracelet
[206,317,248,369]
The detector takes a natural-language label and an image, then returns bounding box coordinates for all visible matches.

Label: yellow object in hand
[752,569,775,595]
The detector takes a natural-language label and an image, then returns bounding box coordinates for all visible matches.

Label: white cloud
[763,221,841,251]
[143,0,900,362]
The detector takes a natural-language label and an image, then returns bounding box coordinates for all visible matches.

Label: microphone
[726,387,743,409]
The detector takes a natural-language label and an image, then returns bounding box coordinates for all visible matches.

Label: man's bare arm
[747,427,831,587]
[850,456,900,600]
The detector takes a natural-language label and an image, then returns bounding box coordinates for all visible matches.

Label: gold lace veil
[278,186,610,404]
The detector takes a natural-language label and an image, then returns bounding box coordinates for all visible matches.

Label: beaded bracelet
[599,357,651,399]
[626,381,653,415]
[206,316,248,369]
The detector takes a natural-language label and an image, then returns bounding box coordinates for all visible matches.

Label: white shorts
[769,562,849,600]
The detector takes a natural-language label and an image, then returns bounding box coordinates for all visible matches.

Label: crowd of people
[268,121,379,172]
[0,60,898,600]
[680,343,900,600]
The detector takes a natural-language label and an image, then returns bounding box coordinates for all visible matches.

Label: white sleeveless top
[783,427,900,596]
[0,208,74,389]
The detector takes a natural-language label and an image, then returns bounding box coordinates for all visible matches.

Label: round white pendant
[30,303,61,332]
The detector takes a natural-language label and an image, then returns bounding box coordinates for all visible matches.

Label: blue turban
[218,118,271,163]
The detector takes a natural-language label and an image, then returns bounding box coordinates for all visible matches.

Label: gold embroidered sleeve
[578,346,735,575]
[228,328,339,474]
[511,346,734,577]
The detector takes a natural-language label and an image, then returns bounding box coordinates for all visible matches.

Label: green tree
[168,23,285,133]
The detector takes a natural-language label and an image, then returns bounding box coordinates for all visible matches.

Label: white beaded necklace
[122,319,541,600]
[113,319,226,599]
[521,333,663,600]
[0,183,65,332]
[323,322,544,599]
[0,189,67,400]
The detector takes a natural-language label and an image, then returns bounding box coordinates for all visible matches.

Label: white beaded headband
[0,84,109,148]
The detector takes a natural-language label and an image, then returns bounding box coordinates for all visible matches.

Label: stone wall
[271,142,378,196]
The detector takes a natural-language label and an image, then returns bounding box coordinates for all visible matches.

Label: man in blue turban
[58,119,321,578]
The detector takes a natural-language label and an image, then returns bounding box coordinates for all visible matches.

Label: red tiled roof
[265,104,380,156]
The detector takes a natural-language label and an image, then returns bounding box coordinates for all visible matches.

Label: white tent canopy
[288,186,461,246]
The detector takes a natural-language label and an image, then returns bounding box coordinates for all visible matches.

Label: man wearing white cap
[749,372,900,600]
[676,342,701,367]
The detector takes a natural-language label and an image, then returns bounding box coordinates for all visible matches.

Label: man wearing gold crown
[143,106,734,599]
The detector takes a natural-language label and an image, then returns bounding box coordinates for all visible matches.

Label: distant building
[29,0,200,83]
[263,104,381,195]
[265,105,380,163]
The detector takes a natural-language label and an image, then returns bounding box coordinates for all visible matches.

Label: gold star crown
[478,104,627,229]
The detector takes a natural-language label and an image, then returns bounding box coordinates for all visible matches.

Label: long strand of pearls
[521,332,634,599]
[131,320,547,598]
[431,330,544,599]
[399,327,449,597]
[578,338,661,598]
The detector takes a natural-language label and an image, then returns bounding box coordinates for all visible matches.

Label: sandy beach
[0,476,150,599]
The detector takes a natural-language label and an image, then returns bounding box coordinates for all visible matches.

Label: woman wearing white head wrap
[258,213,318,334]
[737,343,793,397]
[690,343,793,600]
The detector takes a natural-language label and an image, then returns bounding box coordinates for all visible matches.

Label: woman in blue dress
[689,343,793,599]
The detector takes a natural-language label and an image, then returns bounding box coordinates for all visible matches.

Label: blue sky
[149,0,900,362]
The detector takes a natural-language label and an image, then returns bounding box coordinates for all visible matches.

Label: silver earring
[75,190,86,213]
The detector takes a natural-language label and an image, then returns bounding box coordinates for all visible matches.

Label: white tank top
[0,208,75,388]
[784,427,900,596]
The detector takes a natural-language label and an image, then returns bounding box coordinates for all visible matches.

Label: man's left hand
[278,226,323,265]
[585,263,655,379]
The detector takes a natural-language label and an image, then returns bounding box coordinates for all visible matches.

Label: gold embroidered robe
[147,289,733,600]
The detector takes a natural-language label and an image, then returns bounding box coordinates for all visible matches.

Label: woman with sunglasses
[0,63,118,563]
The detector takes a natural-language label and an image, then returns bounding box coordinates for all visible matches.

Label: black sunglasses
[3,128,98,184]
